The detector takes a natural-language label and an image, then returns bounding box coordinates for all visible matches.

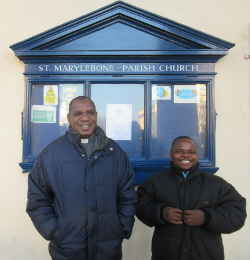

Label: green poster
[31,105,56,123]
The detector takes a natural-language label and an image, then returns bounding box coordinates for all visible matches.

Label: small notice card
[106,104,132,140]
[174,85,200,103]
[43,85,58,105]
[31,105,56,123]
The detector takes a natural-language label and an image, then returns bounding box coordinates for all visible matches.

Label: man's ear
[169,150,173,160]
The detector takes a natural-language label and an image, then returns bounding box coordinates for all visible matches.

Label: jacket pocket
[50,242,87,259]
[98,214,124,241]
[52,217,66,242]
[196,200,211,208]
[52,217,87,248]
[201,232,224,260]
[36,216,57,241]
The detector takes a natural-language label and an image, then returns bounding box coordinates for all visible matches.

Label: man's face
[171,139,198,170]
[67,99,97,137]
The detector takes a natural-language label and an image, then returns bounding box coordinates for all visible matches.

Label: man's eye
[72,111,96,116]
[87,111,96,116]
[73,112,82,116]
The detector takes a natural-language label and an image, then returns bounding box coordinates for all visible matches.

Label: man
[136,136,246,260]
[27,96,136,260]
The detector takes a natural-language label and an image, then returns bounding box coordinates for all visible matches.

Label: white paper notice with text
[106,104,132,140]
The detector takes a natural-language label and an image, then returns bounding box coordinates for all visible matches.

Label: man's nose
[79,113,90,120]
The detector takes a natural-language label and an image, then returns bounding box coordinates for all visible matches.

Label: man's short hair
[170,136,196,152]
[68,96,96,114]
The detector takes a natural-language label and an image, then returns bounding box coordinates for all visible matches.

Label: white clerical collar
[81,138,89,144]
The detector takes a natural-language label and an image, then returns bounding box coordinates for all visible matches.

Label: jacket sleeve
[26,156,57,240]
[203,179,246,234]
[117,152,137,239]
[136,180,166,227]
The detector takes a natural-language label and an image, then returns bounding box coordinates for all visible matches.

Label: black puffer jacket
[27,129,136,260]
[136,165,246,260]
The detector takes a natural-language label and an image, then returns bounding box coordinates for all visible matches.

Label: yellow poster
[44,85,58,105]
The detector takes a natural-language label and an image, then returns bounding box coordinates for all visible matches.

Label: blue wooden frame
[10,1,234,183]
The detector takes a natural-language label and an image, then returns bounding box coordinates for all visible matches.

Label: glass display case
[26,79,214,177]
[10,1,234,182]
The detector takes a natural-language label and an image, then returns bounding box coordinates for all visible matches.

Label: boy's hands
[183,209,205,226]
[163,207,205,226]
[162,207,183,224]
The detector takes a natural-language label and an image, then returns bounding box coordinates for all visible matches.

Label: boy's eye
[174,150,196,155]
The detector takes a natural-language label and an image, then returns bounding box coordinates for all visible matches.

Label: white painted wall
[1,0,249,259]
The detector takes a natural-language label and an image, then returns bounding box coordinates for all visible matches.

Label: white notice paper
[106,104,132,140]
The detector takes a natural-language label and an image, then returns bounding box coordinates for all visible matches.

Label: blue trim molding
[10,1,234,63]
[25,63,214,75]
[10,1,234,181]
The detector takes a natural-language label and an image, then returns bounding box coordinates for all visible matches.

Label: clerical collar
[81,138,89,144]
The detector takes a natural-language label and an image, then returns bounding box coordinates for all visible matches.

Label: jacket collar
[170,162,200,179]
[66,126,109,156]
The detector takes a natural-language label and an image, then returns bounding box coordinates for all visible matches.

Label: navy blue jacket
[27,131,136,260]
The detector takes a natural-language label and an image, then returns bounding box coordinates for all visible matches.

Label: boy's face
[171,139,198,170]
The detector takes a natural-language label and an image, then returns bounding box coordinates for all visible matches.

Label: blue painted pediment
[50,21,187,51]
[10,1,234,61]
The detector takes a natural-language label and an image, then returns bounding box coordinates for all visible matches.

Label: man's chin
[80,133,92,138]
[79,129,95,138]
[179,165,193,171]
